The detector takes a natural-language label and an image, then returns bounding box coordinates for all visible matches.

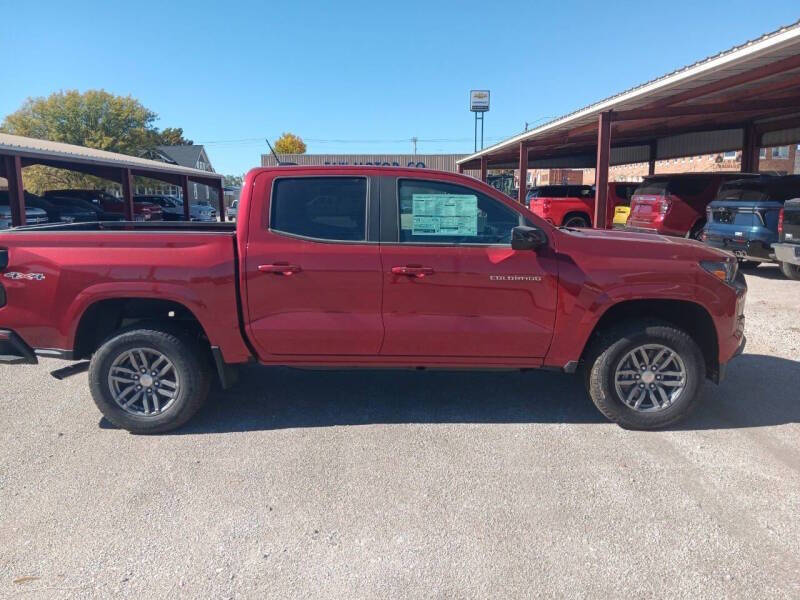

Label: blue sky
[1,1,798,175]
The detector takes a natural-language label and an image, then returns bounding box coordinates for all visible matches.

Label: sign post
[469,90,490,152]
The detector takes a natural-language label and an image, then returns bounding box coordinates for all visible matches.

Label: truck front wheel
[584,321,705,430]
[88,327,210,433]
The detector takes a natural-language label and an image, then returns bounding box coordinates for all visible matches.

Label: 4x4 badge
[3,272,45,281]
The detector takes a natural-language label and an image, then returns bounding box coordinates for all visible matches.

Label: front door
[379,176,558,358]
[244,173,383,357]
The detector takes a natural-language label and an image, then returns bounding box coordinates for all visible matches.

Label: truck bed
[0,224,251,363]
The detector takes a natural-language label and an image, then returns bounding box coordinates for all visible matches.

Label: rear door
[243,173,383,357]
[378,175,558,359]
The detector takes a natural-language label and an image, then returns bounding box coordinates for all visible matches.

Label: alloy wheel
[107,347,180,416]
[613,343,687,412]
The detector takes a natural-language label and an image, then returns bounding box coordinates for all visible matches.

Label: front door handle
[391,265,434,278]
[258,263,301,276]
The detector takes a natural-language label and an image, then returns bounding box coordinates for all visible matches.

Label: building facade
[143,145,218,201]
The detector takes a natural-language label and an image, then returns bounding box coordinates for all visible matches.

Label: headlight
[700,259,738,284]
[60,216,76,223]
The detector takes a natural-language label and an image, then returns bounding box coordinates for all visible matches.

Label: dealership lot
[1,268,798,599]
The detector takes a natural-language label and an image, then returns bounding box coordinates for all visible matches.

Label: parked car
[702,175,797,272]
[626,173,759,239]
[45,195,125,222]
[227,200,239,220]
[0,192,49,228]
[527,185,595,228]
[137,195,216,222]
[772,197,800,280]
[23,194,98,224]
[527,183,639,229]
[44,189,163,221]
[609,182,640,228]
[0,166,746,433]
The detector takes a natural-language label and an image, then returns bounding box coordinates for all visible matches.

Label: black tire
[687,220,706,241]
[89,327,211,433]
[583,320,706,430]
[780,261,800,280]
[563,214,591,228]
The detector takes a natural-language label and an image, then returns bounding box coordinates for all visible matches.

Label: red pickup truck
[528,183,639,228]
[0,166,746,433]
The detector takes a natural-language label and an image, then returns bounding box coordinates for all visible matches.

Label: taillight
[778,208,784,236]
[658,198,671,215]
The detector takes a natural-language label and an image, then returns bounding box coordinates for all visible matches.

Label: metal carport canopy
[457,19,800,224]
[0,133,225,226]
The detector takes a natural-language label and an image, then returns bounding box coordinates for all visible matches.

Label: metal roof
[458,19,800,168]
[0,133,222,182]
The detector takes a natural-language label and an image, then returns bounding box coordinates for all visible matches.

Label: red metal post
[594,112,612,229]
[517,143,528,204]
[741,123,760,173]
[181,176,191,220]
[480,156,488,182]
[4,155,26,227]
[121,168,134,221]
[648,140,657,175]
[217,181,226,221]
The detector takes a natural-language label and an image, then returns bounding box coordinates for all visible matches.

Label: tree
[0,90,190,192]
[273,132,306,154]
[157,127,193,146]
[223,174,243,187]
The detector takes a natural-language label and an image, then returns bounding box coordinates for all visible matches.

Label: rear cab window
[397,179,521,245]
[270,177,367,241]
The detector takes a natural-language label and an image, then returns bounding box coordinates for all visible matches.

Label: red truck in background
[527,183,639,228]
[625,173,758,239]
[0,166,746,433]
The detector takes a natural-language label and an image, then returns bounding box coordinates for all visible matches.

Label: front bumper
[717,334,746,384]
[773,242,800,266]
[0,329,38,365]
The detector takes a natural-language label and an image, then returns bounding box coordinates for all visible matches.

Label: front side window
[271,177,367,241]
[398,179,520,245]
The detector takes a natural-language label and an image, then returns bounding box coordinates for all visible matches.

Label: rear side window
[271,177,367,241]
[634,180,669,196]
[669,178,712,197]
[398,179,521,244]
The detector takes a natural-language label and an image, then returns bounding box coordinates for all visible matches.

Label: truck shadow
[742,265,786,280]
[141,353,799,434]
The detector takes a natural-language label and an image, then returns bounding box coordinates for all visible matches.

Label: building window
[723,151,737,159]
[205,186,210,200]
[772,146,789,159]
[759,148,767,159]
[193,183,198,200]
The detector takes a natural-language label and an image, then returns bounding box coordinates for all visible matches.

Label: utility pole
[411,137,418,156]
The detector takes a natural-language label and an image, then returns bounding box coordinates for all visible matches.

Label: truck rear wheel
[780,261,800,281]
[88,327,210,433]
[563,214,590,228]
[583,320,705,430]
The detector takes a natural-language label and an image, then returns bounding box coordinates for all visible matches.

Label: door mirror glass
[511,225,547,251]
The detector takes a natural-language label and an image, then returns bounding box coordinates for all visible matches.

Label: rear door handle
[391,265,434,278]
[258,263,301,276]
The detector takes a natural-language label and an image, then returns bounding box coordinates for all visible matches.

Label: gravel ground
[1,266,799,599]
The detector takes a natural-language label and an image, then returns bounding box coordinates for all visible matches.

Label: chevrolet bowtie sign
[470,90,490,112]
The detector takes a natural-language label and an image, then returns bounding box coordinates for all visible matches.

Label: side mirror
[511,225,548,251]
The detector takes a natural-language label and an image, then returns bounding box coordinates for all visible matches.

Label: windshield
[717,178,800,202]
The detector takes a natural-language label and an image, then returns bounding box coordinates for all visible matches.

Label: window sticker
[410,194,478,236]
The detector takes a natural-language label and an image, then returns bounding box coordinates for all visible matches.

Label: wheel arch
[73,297,210,360]
[582,299,720,381]
[561,211,593,227]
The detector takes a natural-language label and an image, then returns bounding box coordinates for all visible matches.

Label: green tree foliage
[223,174,243,187]
[0,90,190,193]
[157,127,193,146]
[273,132,307,154]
